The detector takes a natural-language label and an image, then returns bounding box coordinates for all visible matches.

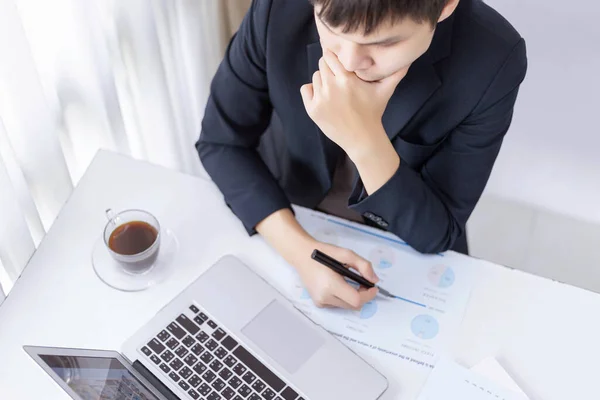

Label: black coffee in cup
[108,221,158,255]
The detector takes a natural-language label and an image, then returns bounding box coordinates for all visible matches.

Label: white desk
[0,150,597,399]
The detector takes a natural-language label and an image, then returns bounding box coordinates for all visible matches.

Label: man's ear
[438,0,460,23]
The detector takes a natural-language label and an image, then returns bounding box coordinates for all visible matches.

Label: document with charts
[265,206,480,371]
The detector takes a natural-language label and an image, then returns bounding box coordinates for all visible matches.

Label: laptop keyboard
[140,304,305,400]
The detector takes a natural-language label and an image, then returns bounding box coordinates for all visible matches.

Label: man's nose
[337,43,373,72]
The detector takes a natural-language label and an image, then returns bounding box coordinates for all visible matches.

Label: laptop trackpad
[241,300,325,374]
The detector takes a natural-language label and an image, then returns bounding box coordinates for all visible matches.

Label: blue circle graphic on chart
[411,315,439,340]
[300,288,311,300]
[359,301,378,319]
[428,265,455,288]
[369,246,395,269]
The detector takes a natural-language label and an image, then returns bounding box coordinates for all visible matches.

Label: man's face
[314,8,437,82]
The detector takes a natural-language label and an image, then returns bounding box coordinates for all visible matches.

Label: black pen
[311,249,397,298]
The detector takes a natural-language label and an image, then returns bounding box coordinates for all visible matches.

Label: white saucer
[92,228,179,292]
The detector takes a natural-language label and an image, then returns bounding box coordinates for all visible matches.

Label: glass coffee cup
[103,208,161,274]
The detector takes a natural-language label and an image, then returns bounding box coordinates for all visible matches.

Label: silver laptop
[25,255,388,400]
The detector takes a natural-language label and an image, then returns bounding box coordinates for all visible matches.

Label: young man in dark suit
[196,0,527,309]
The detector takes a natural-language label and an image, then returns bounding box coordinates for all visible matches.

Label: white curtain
[0,0,251,298]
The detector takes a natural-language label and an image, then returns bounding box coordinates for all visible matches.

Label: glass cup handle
[106,208,118,226]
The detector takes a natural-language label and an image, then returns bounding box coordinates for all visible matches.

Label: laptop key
[190,304,200,313]
[193,363,207,375]
[184,354,198,366]
[200,352,214,364]
[191,343,205,356]
[210,359,224,372]
[222,387,236,399]
[203,370,217,383]
[242,371,256,384]
[233,346,286,392]
[280,387,298,400]
[224,355,237,368]
[177,314,200,335]
[168,372,181,382]
[169,359,184,371]
[157,330,171,342]
[189,374,202,388]
[150,354,161,365]
[207,320,218,329]
[175,345,189,358]
[183,335,196,348]
[147,339,165,354]
[219,367,233,381]
[212,378,226,392]
[222,336,238,351]
[167,322,186,339]
[166,338,179,350]
[229,376,242,389]
[251,380,265,393]
[141,346,152,356]
[212,328,226,341]
[196,331,210,343]
[208,392,222,400]
[199,383,212,396]
[160,350,175,363]
[178,380,190,391]
[261,388,276,400]
[215,347,228,360]
[188,388,200,399]
[194,315,205,326]
[248,394,261,400]
[238,384,252,397]
[233,396,244,400]
[233,363,247,376]
[206,339,219,351]
[179,366,193,380]
[159,363,171,374]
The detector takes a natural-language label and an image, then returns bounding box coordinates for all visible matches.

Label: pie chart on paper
[369,246,395,269]
[411,315,439,340]
[428,265,455,288]
[359,301,378,320]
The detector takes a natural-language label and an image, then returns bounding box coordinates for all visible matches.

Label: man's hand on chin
[300,49,409,160]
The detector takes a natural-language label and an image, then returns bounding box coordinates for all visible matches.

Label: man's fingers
[325,295,359,310]
[318,57,334,83]
[300,83,314,109]
[312,70,322,91]
[358,286,379,304]
[334,248,380,284]
[323,49,348,77]
[332,278,364,309]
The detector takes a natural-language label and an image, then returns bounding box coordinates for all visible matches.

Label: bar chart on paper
[264,206,481,374]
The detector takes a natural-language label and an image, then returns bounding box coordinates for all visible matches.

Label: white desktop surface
[0,150,597,400]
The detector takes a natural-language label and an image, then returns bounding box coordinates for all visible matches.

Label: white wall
[467,0,600,292]
[482,0,600,223]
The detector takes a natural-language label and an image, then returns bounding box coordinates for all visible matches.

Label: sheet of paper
[418,357,529,400]
[470,358,528,396]
[265,206,481,372]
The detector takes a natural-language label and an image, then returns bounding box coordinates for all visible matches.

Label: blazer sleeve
[349,39,528,254]
[196,0,292,234]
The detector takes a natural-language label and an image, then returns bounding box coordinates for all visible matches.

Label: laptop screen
[38,354,160,400]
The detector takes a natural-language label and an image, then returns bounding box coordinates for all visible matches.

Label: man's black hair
[310,0,448,35]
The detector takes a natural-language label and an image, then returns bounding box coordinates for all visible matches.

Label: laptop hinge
[133,360,180,400]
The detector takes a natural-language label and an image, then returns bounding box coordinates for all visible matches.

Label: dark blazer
[196,0,527,254]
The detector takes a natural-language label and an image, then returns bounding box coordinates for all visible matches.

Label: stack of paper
[418,357,529,400]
